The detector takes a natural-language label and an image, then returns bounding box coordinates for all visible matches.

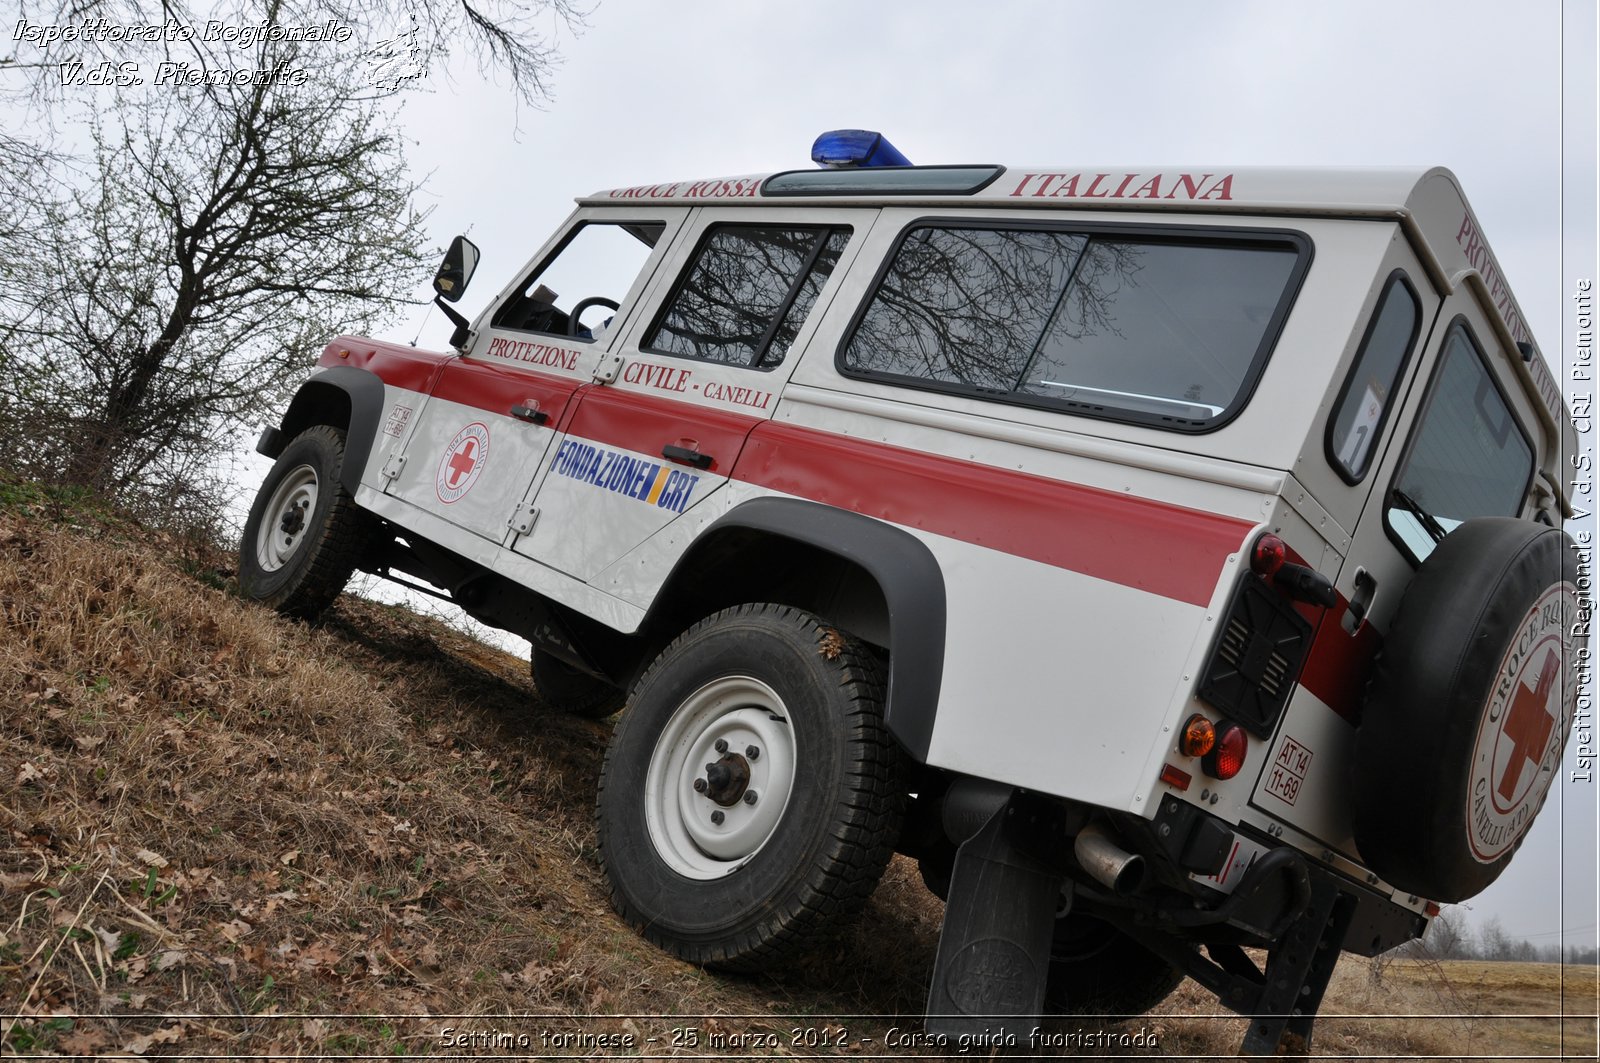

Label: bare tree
[0,18,429,508]
[1422,907,1474,959]
[0,0,585,517]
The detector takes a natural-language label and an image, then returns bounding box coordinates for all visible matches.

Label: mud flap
[925,801,1061,1042]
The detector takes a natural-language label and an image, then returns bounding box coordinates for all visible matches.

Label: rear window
[1385,323,1534,563]
[839,223,1307,430]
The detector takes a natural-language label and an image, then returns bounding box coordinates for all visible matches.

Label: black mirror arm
[434,295,472,350]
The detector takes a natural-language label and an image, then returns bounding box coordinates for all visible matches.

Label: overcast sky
[375,0,1598,950]
[13,0,1595,952]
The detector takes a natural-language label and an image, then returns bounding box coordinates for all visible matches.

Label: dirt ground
[2,495,1596,1059]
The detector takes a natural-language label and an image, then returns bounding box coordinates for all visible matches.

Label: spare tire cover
[1353,517,1584,902]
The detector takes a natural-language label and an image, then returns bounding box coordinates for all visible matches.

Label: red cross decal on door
[447,438,478,486]
[1498,646,1559,802]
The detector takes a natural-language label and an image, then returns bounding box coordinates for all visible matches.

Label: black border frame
[1380,316,1538,567]
[833,217,1314,434]
[1323,270,1425,484]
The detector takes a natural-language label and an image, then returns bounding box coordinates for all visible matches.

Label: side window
[1326,272,1422,481]
[840,223,1306,430]
[492,221,666,341]
[644,226,851,369]
[1385,323,1534,563]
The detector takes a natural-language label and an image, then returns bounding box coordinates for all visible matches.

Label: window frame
[639,222,853,373]
[1381,317,1537,567]
[833,217,1313,433]
[1323,270,1425,484]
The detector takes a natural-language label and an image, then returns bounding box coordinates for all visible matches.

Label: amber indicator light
[1179,713,1217,757]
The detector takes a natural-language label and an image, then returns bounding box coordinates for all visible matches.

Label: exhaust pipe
[1074,823,1145,894]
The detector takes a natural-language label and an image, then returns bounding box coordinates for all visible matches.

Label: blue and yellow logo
[549,439,699,514]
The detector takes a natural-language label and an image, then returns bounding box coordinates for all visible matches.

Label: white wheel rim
[643,675,797,880]
[255,464,319,573]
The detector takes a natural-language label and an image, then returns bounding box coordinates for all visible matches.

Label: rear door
[512,207,868,580]
[1255,272,1542,854]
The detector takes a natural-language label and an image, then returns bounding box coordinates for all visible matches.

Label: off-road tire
[239,425,372,621]
[1353,517,1582,901]
[532,649,627,719]
[1044,914,1184,1017]
[595,603,903,972]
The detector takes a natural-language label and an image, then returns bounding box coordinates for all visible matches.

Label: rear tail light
[1203,723,1248,780]
[1251,533,1287,578]
[1179,714,1216,757]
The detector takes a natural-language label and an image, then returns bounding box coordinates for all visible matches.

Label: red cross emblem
[447,438,479,487]
[1497,646,1559,803]
[436,422,490,504]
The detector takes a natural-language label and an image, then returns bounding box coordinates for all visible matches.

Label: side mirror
[433,235,480,302]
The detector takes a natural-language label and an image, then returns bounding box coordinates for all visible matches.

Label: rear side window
[1327,272,1422,481]
[644,225,850,369]
[1385,323,1534,563]
[839,223,1307,430]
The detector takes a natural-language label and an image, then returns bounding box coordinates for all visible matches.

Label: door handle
[662,444,713,469]
[509,403,549,425]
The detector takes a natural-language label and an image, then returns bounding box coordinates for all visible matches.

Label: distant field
[1139,958,1600,1060]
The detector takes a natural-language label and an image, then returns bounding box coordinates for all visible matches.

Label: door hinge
[508,502,539,536]
[594,353,625,383]
[381,452,407,482]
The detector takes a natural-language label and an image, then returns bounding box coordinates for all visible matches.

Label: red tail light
[1251,533,1287,578]
[1203,723,1248,780]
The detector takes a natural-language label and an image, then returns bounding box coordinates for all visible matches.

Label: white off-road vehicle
[242,131,1585,1054]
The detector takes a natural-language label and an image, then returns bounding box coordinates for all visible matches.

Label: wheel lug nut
[693,778,707,793]
[745,745,759,760]
[710,810,725,825]
[714,739,728,753]
[743,791,758,805]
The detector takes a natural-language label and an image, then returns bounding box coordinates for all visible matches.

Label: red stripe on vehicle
[342,351,1253,607]
[1296,600,1381,725]
[320,337,448,394]
[562,387,759,475]
[430,359,583,424]
[736,421,1252,607]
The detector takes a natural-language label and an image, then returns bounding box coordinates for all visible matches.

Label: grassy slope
[1,497,1594,1059]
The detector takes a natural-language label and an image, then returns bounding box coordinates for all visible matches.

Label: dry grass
[1,497,1595,1059]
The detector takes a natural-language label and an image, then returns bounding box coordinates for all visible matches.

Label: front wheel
[596,604,902,971]
[239,425,372,620]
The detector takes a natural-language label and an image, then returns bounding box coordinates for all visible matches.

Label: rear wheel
[532,649,626,719]
[1044,914,1184,1017]
[596,604,902,971]
[239,425,372,620]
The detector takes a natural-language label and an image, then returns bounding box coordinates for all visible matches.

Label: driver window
[492,221,666,341]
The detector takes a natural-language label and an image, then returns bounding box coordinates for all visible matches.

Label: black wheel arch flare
[648,497,947,763]
[262,366,388,497]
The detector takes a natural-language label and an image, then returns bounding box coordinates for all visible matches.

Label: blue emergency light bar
[811,129,912,169]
